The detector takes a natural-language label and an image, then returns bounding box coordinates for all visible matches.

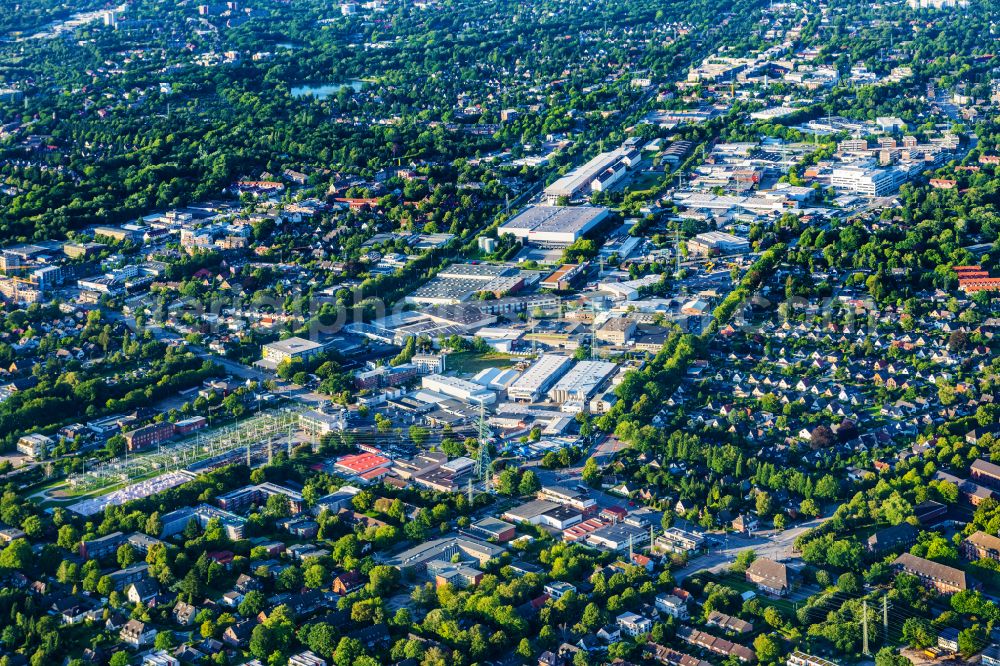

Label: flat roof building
[507,354,573,402]
[545,150,628,201]
[830,166,903,197]
[540,264,584,291]
[260,337,323,368]
[537,485,597,512]
[385,535,504,572]
[405,263,521,306]
[586,523,649,551]
[498,206,610,247]
[421,374,496,405]
[687,231,750,256]
[548,360,617,404]
[16,433,53,459]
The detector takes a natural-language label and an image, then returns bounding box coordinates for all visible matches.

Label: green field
[447,351,519,375]
[710,571,800,616]
[626,170,665,193]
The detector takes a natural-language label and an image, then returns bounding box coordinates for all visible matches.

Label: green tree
[753,634,780,663]
[733,549,756,573]
[518,470,541,496]
[902,617,935,648]
[333,637,364,666]
[154,631,176,651]
[367,565,399,596]
[57,525,79,550]
[109,653,130,666]
[875,648,911,666]
[239,590,266,617]
[116,544,137,569]
[582,457,601,486]
[304,564,327,589]
[958,625,988,656]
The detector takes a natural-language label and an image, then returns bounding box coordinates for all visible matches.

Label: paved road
[671,515,835,582]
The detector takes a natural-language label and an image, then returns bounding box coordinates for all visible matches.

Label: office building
[830,166,903,196]
[260,337,324,367]
[16,433,53,459]
[962,531,1000,561]
[585,523,649,551]
[123,421,176,452]
[597,317,637,345]
[617,611,653,637]
[421,374,496,405]
[217,483,305,515]
[655,527,706,554]
[687,231,751,256]
[537,485,598,513]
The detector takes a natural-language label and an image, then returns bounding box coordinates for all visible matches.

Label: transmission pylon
[862,600,869,656]
[475,402,491,481]
[674,226,682,279]
[883,596,888,642]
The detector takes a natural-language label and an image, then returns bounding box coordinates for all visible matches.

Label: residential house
[223,619,256,647]
[677,626,755,663]
[732,514,758,534]
[646,643,714,666]
[617,611,653,637]
[597,624,621,642]
[288,652,327,666]
[120,619,156,647]
[125,580,160,606]
[332,571,366,595]
[745,558,790,596]
[544,581,577,600]
[655,594,689,620]
[866,523,919,554]
[173,600,197,626]
[962,531,1000,561]
[892,553,974,595]
[706,610,753,634]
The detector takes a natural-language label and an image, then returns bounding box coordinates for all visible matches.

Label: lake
[290,80,364,99]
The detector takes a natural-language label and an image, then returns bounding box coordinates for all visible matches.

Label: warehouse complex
[497,205,610,247]
[405,263,524,305]
[547,360,618,404]
[687,231,751,255]
[543,141,643,202]
[421,374,497,405]
[507,353,573,401]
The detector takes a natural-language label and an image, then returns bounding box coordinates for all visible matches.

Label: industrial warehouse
[497,205,610,247]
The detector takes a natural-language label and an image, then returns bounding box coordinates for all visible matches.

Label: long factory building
[507,354,573,402]
[498,205,610,247]
[547,360,618,403]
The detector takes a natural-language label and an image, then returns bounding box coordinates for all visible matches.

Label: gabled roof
[892,552,968,590]
[745,557,788,588]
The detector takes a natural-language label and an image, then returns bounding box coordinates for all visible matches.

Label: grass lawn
[447,351,518,375]
[967,560,1000,593]
[626,170,665,193]
[711,571,799,616]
